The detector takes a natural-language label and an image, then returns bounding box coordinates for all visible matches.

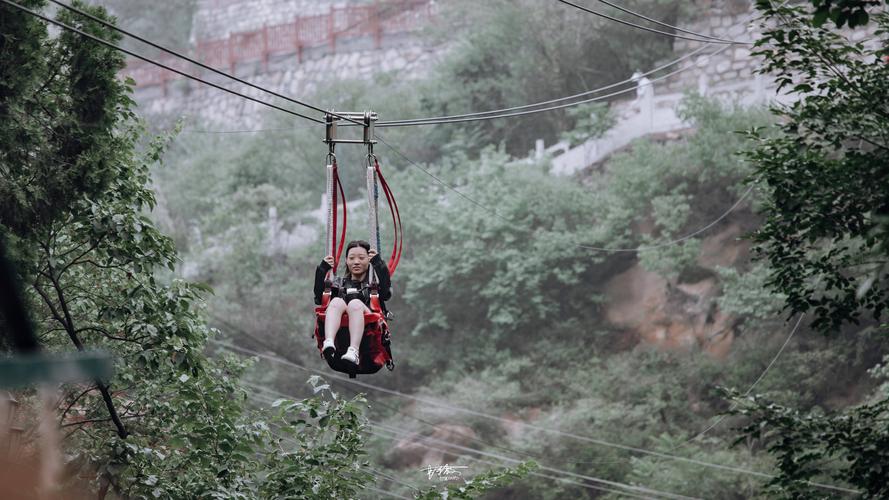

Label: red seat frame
[313,291,392,377]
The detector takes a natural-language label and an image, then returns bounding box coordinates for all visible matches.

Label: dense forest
[1,0,887,498]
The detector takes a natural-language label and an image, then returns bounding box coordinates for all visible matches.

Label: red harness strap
[373,158,403,276]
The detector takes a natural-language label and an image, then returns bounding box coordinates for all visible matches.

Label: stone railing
[537,69,780,176]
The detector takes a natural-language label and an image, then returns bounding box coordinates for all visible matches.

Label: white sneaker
[322,338,335,355]
[341,346,359,365]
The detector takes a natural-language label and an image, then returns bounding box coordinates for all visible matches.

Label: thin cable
[213,341,859,493]
[180,127,298,134]
[575,184,756,252]
[247,381,569,482]
[46,0,363,126]
[2,0,322,124]
[367,427,652,500]
[247,392,415,499]
[365,485,410,500]
[377,134,752,255]
[555,0,749,44]
[593,0,752,44]
[370,422,699,500]
[364,465,421,494]
[250,385,677,499]
[678,314,807,446]
[377,43,732,127]
[249,393,420,496]
[180,42,712,133]
[185,10,748,132]
[374,44,712,126]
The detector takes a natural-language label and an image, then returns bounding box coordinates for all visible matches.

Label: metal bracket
[324,110,377,146]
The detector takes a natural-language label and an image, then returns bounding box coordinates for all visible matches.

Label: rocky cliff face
[604,223,750,357]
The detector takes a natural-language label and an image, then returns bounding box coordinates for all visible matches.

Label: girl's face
[346,247,369,277]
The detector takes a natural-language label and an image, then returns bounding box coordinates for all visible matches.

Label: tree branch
[42,247,129,439]
[59,385,97,425]
[75,325,145,345]
[59,413,145,429]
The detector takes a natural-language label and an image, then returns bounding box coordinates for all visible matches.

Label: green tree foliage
[395,148,614,369]
[747,1,889,333]
[727,363,889,499]
[721,2,889,497]
[414,462,536,500]
[559,102,615,147]
[809,0,885,27]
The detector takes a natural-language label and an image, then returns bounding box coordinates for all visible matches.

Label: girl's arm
[370,254,392,301]
[314,259,332,305]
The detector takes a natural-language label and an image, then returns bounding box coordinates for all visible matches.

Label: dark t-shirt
[313,254,392,310]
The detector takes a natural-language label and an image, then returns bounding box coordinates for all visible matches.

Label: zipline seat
[313,290,393,378]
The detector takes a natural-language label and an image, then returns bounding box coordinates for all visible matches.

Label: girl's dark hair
[346,240,371,254]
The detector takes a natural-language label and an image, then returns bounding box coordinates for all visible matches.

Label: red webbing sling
[373,158,403,276]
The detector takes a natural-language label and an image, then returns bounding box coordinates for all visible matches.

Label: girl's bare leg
[324,297,347,341]
[346,299,368,350]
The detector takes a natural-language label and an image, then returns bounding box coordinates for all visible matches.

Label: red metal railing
[123,0,433,90]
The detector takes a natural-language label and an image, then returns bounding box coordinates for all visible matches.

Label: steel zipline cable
[555,0,752,45]
[369,44,713,127]
[364,40,731,127]
[253,390,650,499]
[369,42,733,127]
[592,0,753,44]
[41,0,365,126]
[1,0,327,124]
[15,0,752,131]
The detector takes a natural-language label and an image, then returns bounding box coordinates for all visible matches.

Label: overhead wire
[245,381,607,490]
[245,382,533,458]
[254,385,602,497]
[368,4,752,127]
[21,0,750,132]
[377,134,754,254]
[369,44,712,126]
[366,427,651,500]
[592,0,753,44]
[43,0,751,133]
[178,41,718,133]
[365,485,411,500]
[43,0,364,126]
[1,0,324,124]
[370,421,700,500]
[673,312,809,448]
[555,0,751,45]
[249,384,694,499]
[248,391,420,498]
[210,340,857,495]
[376,43,733,127]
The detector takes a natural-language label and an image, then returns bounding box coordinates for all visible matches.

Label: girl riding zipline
[314,240,391,365]
[312,121,401,376]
